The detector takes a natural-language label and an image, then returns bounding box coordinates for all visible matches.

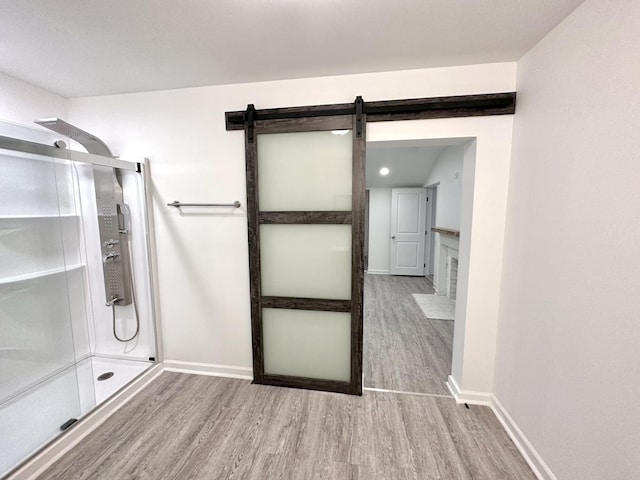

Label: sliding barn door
[245,113,365,395]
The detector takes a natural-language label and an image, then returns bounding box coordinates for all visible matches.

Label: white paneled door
[389,188,427,276]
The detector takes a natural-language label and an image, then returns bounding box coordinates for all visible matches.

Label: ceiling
[0,0,584,98]
[367,139,466,188]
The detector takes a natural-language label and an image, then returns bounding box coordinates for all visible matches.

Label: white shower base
[0,355,153,477]
[87,356,152,405]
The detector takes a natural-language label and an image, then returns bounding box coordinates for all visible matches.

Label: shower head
[35,117,115,158]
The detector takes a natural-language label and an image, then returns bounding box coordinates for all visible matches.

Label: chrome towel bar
[167,200,241,208]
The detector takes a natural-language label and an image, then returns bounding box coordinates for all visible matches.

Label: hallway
[364,274,454,395]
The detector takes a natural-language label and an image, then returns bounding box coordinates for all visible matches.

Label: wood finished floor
[364,274,454,395]
[39,372,535,480]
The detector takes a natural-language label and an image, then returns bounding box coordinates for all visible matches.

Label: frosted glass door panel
[260,224,351,300]
[263,308,351,381]
[258,131,352,211]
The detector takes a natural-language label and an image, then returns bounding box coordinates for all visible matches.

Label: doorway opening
[364,138,469,396]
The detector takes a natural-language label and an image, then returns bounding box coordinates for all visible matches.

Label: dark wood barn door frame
[226,93,516,396]
[242,103,365,395]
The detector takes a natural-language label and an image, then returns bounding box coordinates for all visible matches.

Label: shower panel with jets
[0,119,160,477]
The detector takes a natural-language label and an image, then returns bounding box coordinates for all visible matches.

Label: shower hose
[112,203,140,342]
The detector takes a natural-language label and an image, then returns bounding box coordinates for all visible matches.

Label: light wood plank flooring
[364,274,454,395]
[39,372,534,480]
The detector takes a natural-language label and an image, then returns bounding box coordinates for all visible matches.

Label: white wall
[424,145,464,290]
[424,145,463,230]
[64,62,516,380]
[494,1,640,479]
[366,188,392,274]
[0,72,66,125]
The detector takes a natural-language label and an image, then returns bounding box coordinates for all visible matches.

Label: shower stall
[0,119,160,476]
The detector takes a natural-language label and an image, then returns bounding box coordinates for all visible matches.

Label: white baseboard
[8,363,164,480]
[163,360,253,380]
[446,375,491,406]
[365,269,390,275]
[490,395,557,480]
[446,376,556,480]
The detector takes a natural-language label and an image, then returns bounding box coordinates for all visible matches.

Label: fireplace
[432,228,459,301]
[447,257,458,300]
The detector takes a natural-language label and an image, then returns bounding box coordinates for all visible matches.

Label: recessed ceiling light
[331,130,350,136]
[379,167,390,176]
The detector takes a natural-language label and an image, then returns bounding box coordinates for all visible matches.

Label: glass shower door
[0,140,84,476]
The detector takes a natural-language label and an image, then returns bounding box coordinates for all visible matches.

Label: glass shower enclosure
[0,120,159,476]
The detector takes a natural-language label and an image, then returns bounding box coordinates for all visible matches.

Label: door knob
[391,235,396,240]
